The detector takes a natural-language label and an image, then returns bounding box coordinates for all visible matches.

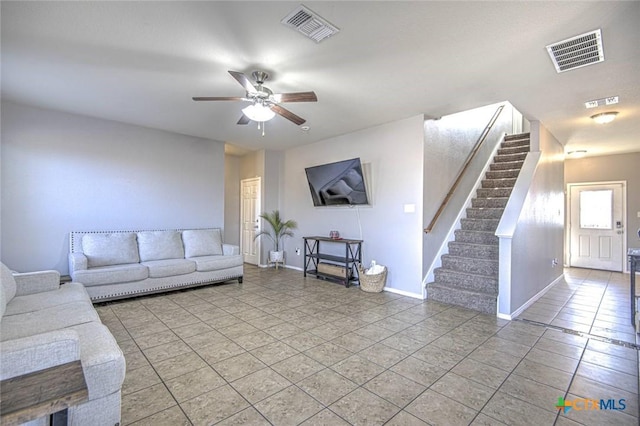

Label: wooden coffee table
[0,360,88,426]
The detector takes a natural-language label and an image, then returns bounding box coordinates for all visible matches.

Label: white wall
[506,121,565,314]
[224,154,241,246]
[1,101,225,273]
[282,115,425,297]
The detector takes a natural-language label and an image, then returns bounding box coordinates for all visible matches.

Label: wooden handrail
[424,105,505,233]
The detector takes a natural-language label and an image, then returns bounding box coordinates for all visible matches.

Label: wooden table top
[0,360,88,426]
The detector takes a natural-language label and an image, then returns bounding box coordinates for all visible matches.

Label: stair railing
[424,104,505,233]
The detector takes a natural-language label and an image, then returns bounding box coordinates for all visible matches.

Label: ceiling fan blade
[192,96,245,101]
[270,104,306,126]
[228,71,257,93]
[237,114,251,125]
[273,92,318,103]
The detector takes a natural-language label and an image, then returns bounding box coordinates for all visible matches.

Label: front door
[569,182,625,271]
[240,177,261,265]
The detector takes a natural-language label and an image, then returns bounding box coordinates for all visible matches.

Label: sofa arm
[223,244,240,256]
[13,270,61,296]
[68,252,88,279]
[0,330,80,380]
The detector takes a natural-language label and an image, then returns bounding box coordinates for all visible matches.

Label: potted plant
[254,210,298,264]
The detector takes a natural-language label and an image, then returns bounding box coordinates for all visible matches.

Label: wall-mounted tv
[305,158,369,206]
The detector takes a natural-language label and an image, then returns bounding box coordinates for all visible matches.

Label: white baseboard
[498,273,565,320]
[383,286,425,300]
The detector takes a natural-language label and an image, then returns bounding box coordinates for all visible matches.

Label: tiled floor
[97,266,639,425]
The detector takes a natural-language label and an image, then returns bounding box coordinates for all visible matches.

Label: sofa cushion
[1,263,18,319]
[82,233,140,267]
[73,264,148,287]
[141,259,196,278]
[137,230,185,262]
[0,301,100,341]
[190,254,244,272]
[182,229,223,258]
[4,283,91,316]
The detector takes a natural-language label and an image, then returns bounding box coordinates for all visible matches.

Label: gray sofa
[69,228,243,302]
[0,262,125,426]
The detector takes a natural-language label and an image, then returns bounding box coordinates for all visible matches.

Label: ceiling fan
[193,70,317,128]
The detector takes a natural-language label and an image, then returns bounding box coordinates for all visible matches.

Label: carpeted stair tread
[426,283,497,315]
[426,133,529,314]
[448,241,499,259]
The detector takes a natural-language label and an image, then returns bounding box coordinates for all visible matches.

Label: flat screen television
[305,158,369,206]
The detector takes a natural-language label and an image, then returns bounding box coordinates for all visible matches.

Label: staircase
[427,133,530,314]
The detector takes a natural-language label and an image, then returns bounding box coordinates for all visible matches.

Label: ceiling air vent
[281,5,339,43]
[546,29,604,73]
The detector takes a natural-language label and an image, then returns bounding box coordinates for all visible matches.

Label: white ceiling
[2,1,639,157]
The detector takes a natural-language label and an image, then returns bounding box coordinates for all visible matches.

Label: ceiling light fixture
[567,150,587,158]
[590,111,618,124]
[242,104,275,122]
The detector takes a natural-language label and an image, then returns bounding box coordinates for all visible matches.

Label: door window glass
[580,189,613,229]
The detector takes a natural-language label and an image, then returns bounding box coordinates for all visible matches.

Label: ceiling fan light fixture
[242,104,275,122]
[590,111,618,124]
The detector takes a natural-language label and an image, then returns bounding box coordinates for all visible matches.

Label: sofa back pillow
[137,230,185,262]
[182,229,223,258]
[82,233,140,268]
[1,263,17,319]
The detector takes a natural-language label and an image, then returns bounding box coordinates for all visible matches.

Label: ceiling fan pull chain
[262,121,266,137]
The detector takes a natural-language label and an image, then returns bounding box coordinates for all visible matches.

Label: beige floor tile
[281,331,326,351]
[430,372,495,411]
[569,375,639,417]
[406,389,477,426]
[142,339,193,364]
[500,374,565,413]
[304,341,354,366]
[385,410,429,425]
[329,387,400,425]
[153,351,208,381]
[358,342,408,368]
[195,339,246,364]
[164,366,226,402]
[581,348,639,376]
[250,340,300,365]
[122,364,162,395]
[525,348,580,374]
[271,353,326,383]
[364,370,426,407]
[450,358,510,389]
[331,354,386,385]
[481,391,557,425]
[181,385,249,425]
[254,385,324,425]
[213,352,267,382]
[128,405,192,426]
[215,407,271,425]
[390,356,447,387]
[575,361,638,394]
[230,367,292,404]
[297,368,359,406]
[134,329,180,350]
[511,359,574,391]
[468,346,522,372]
[299,408,351,425]
[121,382,176,425]
[124,349,151,371]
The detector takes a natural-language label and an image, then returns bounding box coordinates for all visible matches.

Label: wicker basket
[357,263,387,293]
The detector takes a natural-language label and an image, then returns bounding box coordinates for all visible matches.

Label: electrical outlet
[551,258,559,267]
[295,248,301,255]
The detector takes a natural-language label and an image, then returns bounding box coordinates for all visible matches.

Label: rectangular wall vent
[546,29,604,73]
[281,5,339,43]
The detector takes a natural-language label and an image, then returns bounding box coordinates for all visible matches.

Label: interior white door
[569,182,624,271]
[240,177,261,265]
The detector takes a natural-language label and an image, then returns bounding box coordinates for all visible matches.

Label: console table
[628,248,640,331]
[303,236,362,287]
[0,360,88,426]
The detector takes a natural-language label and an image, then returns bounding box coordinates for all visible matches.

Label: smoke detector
[281,5,339,43]
[546,29,604,73]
